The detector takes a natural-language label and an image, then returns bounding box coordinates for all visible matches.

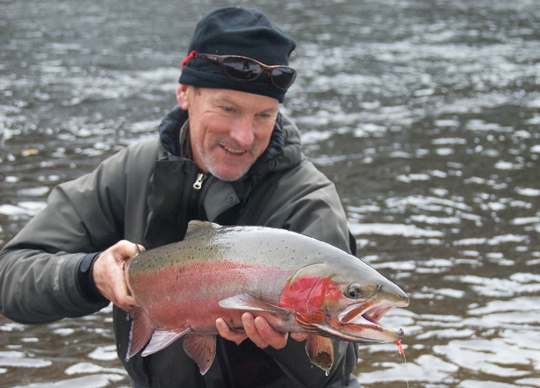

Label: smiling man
[0,7,360,388]
[177,86,280,182]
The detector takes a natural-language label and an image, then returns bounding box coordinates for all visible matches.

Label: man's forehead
[204,88,280,110]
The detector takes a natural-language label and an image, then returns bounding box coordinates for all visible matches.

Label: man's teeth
[224,147,245,154]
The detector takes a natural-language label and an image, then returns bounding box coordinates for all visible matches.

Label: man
[0,7,359,388]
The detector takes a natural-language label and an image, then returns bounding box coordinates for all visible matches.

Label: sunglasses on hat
[182,51,297,90]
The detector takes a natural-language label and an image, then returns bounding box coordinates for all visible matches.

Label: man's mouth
[223,146,247,155]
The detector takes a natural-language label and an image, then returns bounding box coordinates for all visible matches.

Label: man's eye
[259,112,277,119]
[222,106,234,112]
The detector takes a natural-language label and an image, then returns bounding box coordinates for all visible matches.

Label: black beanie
[179,7,296,103]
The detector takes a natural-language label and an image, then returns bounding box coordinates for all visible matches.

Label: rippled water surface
[1,0,539,387]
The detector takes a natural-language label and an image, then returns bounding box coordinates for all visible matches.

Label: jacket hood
[157,106,303,178]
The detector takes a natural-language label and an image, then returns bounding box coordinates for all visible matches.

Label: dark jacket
[0,108,358,388]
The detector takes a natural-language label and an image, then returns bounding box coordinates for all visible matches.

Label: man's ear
[176,84,190,110]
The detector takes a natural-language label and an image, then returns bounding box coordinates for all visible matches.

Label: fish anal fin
[141,327,191,357]
[306,334,334,372]
[127,306,155,360]
[219,294,290,317]
[183,334,216,375]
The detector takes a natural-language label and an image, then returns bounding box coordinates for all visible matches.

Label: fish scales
[125,221,410,375]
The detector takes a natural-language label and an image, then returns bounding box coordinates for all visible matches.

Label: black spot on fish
[315,352,333,371]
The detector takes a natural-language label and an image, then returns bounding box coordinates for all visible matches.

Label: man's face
[176,85,279,182]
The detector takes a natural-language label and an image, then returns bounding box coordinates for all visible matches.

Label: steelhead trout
[125,221,409,374]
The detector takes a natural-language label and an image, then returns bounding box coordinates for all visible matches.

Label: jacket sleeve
[0,141,156,324]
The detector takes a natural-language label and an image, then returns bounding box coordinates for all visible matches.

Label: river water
[1,0,539,387]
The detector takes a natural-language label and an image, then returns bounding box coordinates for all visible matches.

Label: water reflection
[1,0,539,387]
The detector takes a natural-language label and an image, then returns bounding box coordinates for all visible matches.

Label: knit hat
[179,7,296,103]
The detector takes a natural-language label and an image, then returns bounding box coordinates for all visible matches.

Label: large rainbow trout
[125,221,409,374]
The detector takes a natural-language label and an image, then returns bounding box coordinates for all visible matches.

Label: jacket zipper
[193,173,207,190]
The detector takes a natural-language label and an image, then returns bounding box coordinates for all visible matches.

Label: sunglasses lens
[222,58,261,80]
[271,68,296,89]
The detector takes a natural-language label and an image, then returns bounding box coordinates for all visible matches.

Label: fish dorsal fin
[219,294,291,317]
[306,334,334,372]
[183,334,216,375]
[185,220,221,240]
[126,306,155,360]
[141,327,191,357]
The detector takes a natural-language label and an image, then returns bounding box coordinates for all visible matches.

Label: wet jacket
[0,108,358,388]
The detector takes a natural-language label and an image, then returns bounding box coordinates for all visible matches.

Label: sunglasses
[187,52,296,90]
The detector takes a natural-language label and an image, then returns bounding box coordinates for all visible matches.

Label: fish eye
[345,283,362,299]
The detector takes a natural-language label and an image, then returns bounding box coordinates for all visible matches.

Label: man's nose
[229,117,255,147]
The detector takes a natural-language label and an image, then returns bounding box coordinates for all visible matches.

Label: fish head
[281,260,409,344]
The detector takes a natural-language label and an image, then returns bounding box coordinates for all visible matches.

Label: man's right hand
[92,240,142,312]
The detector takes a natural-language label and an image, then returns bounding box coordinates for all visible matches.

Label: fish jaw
[323,283,409,343]
[326,299,406,343]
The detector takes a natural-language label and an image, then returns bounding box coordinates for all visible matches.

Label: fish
[124,221,410,375]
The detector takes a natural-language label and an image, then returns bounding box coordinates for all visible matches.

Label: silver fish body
[125,221,409,374]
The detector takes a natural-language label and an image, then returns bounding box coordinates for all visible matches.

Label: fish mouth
[329,300,405,343]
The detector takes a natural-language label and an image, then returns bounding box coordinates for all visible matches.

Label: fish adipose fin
[127,306,155,360]
[219,294,291,316]
[306,334,334,372]
[183,334,216,375]
[141,327,191,357]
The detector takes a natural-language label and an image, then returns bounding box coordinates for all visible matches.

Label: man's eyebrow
[211,95,240,108]
[214,96,278,114]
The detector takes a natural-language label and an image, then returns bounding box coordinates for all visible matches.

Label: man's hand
[216,313,308,349]
[92,240,142,312]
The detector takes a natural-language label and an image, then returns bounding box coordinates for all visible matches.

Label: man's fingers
[117,240,141,261]
[113,279,138,311]
[241,314,288,350]
[218,314,290,350]
[254,316,288,349]
[291,333,308,342]
[242,313,267,348]
[92,240,143,312]
[216,318,247,345]
[116,295,138,312]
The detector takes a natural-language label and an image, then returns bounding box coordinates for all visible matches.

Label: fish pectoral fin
[141,327,191,357]
[306,334,334,372]
[183,334,216,376]
[219,294,291,317]
[126,306,155,361]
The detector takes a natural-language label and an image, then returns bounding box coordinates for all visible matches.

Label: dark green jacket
[0,108,358,388]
